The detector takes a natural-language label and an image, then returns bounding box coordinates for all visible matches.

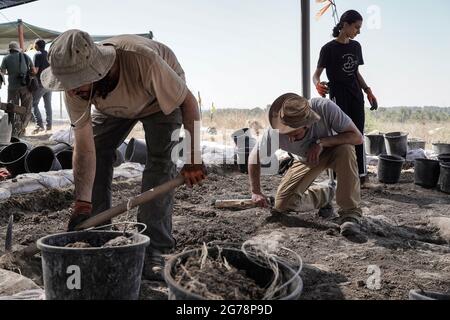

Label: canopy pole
[300,0,311,99]
[60,91,63,119]
[17,19,25,51]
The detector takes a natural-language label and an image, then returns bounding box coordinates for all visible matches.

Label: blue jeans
[91,109,182,254]
[32,86,52,128]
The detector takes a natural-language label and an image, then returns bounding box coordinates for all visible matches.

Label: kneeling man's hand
[252,192,269,208]
[307,143,323,166]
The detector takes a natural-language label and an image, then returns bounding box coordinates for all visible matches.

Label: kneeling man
[249,93,364,237]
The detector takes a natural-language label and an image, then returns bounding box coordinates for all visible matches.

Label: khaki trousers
[275,144,362,218]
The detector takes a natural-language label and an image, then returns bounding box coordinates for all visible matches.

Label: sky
[1,0,450,111]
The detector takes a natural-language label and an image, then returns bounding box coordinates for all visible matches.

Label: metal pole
[60,91,63,119]
[17,19,25,51]
[300,0,311,99]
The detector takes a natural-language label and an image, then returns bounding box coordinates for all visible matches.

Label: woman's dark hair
[35,39,46,51]
[332,10,363,37]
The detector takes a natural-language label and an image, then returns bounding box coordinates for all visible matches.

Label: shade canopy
[0,20,153,54]
[0,0,37,10]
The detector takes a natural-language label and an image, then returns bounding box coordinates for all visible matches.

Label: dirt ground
[0,160,449,300]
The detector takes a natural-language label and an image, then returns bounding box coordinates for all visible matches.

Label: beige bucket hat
[41,29,116,91]
[269,93,321,135]
[8,41,21,52]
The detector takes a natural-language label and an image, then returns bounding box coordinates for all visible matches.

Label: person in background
[32,39,52,133]
[313,10,378,185]
[0,41,33,137]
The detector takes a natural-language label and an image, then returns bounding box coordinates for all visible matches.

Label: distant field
[200,107,450,148]
[31,107,449,150]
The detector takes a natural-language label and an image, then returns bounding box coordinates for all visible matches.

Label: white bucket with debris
[0,110,12,146]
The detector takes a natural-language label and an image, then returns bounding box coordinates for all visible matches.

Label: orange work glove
[67,200,92,231]
[365,88,378,111]
[315,82,329,97]
[181,163,207,188]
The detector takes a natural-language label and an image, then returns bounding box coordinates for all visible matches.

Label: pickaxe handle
[76,175,185,230]
[9,175,186,258]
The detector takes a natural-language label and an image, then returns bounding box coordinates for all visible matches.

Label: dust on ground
[1,162,449,300]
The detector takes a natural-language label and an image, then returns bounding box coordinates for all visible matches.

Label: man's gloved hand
[315,82,329,97]
[67,200,92,231]
[181,163,207,188]
[365,88,378,111]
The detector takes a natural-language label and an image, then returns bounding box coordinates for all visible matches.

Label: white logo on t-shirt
[342,54,359,75]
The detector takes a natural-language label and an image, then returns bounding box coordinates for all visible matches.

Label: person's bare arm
[321,122,364,147]
[313,68,329,97]
[180,90,207,187]
[356,70,369,90]
[248,147,269,207]
[313,67,325,87]
[73,121,96,202]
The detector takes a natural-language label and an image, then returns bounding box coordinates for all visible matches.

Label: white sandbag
[0,269,41,297]
[406,149,427,162]
[50,129,74,146]
[0,289,45,300]
[0,188,11,200]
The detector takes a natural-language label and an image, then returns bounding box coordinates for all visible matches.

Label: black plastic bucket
[438,154,450,163]
[125,138,147,165]
[384,132,408,158]
[378,154,405,184]
[165,247,303,300]
[364,134,386,156]
[439,162,450,194]
[37,230,150,300]
[408,139,426,151]
[433,143,450,155]
[0,142,30,177]
[409,290,450,300]
[25,146,62,173]
[414,159,440,189]
[56,150,73,170]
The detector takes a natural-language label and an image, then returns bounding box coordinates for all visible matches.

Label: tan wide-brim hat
[269,93,321,135]
[41,29,116,91]
[8,41,21,52]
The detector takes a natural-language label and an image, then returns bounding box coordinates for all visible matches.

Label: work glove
[315,82,329,97]
[67,200,92,231]
[181,163,208,188]
[365,88,378,111]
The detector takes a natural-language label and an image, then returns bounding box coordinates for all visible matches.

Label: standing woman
[313,10,378,183]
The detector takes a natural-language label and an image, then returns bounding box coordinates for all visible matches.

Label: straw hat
[41,29,116,91]
[269,93,321,134]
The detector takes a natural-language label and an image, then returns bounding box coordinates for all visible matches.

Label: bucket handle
[241,241,303,300]
[88,221,148,236]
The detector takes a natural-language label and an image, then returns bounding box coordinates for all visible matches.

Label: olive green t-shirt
[65,35,188,128]
[0,51,34,90]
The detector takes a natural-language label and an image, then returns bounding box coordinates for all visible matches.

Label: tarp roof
[0,0,37,10]
[0,20,153,55]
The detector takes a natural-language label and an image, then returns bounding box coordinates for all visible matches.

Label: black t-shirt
[317,40,364,103]
[34,50,50,86]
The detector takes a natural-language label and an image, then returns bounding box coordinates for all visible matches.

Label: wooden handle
[214,199,255,209]
[75,175,185,230]
[6,176,186,259]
